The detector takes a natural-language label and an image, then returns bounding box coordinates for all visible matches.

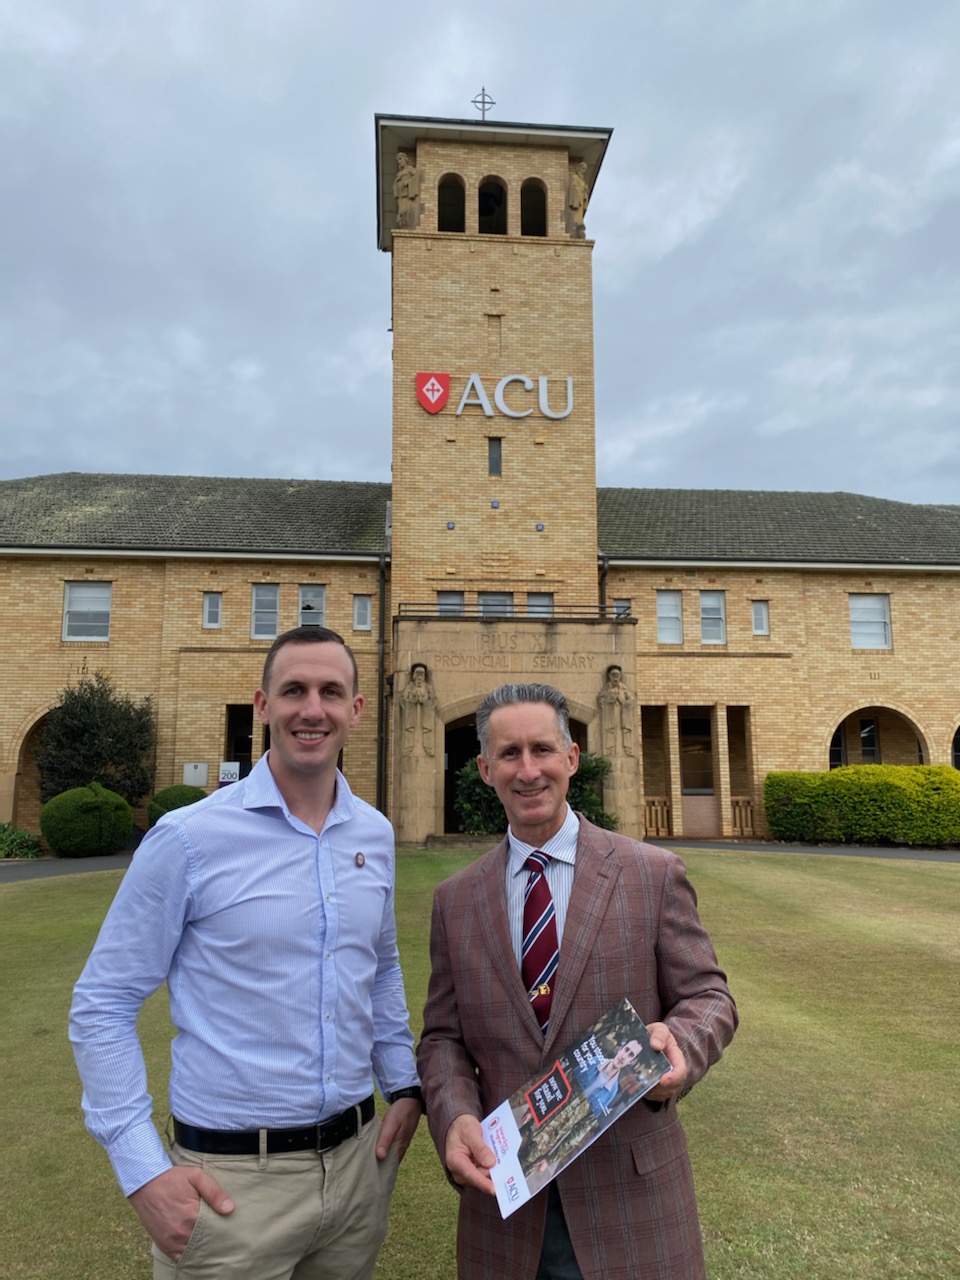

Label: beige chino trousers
[152,1116,399,1280]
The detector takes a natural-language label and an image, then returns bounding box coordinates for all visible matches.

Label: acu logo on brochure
[415,372,574,420]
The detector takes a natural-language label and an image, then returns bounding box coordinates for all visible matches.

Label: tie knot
[526,851,550,875]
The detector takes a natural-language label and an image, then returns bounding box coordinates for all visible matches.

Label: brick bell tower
[375,113,638,841]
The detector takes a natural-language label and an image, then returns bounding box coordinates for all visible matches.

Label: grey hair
[475,683,572,755]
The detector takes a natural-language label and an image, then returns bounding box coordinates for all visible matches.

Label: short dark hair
[475,683,572,755]
[260,626,359,694]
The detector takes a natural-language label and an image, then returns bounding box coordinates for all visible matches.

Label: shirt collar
[243,754,357,829]
[508,804,579,876]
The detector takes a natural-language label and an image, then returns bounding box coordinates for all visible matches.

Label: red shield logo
[416,372,450,414]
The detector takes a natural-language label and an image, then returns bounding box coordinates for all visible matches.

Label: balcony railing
[731,797,754,837]
[643,797,671,837]
[397,602,634,621]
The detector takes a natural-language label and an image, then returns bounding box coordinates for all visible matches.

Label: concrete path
[649,838,960,864]
[3,839,959,885]
[0,852,134,883]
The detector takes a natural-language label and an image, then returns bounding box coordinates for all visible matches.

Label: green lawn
[1,848,958,1279]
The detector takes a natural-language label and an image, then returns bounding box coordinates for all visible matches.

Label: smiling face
[477,701,579,846]
[254,641,362,793]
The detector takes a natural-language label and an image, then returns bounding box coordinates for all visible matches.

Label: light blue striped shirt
[69,754,418,1196]
[506,804,580,962]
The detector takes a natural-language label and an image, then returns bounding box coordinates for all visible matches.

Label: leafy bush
[39,782,134,858]
[454,758,506,835]
[148,784,208,828]
[454,751,618,836]
[570,752,619,831]
[0,822,43,859]
[34,670,155,805]
[764,765,960,846]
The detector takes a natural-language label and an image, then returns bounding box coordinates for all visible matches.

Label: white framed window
[299,585,326,628]
[203,591,222,629]
[63,581,112,641]
[437,591,464,616]
[527,592,554,617]
[656,590,682,644]
[251,583,279,639]
[849,593,891,649]
[700,591,726,644]
[353,594,372,631]
[488,437,502,477]
[752,600,770,636]
[860,717,881,763]
[613,598,631,618]
[478,592,513,617]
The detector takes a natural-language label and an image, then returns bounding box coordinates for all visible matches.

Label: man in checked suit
[418,683,737,1280]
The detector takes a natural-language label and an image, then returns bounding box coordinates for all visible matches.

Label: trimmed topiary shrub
[148,784,208,828]
[0,822,43,859]
[39,781,133,858]
[764,764,960,846]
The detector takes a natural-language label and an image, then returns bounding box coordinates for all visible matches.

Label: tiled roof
[3,472,959,567]
[597,488,960,565]
[0,473,391,556]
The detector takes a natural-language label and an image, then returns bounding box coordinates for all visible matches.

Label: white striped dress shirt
[70,754,418,1196]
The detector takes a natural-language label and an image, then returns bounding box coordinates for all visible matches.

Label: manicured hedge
[148,783,207,828]
[39,781,134,857]
[764,765,960,846]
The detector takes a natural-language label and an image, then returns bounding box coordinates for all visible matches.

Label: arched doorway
[828,706,927,768]
[444,716,478,833]
[15,715,48,834]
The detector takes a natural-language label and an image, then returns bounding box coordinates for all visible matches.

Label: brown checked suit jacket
[418,816,738,1280]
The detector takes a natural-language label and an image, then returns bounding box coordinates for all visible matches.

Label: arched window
[438,174,465,233]
[520,180,547,236]
[478,177,507,235]
[953,726,960,769]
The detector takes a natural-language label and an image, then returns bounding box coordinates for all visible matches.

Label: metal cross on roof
[472,86,495,120]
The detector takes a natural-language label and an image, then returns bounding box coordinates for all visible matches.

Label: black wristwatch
[388,1086,425,1107]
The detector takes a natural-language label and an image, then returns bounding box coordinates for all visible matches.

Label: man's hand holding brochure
[480,997,671,1218]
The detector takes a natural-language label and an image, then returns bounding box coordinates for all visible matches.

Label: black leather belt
[173,1094,375,1155]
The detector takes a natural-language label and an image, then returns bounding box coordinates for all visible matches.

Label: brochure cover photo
[481,997,671,1218]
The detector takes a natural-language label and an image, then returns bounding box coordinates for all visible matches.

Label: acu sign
[416,372,574,420]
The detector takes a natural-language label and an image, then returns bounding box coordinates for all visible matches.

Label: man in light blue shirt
[70,626,422,1279]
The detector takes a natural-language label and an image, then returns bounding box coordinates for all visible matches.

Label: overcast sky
[2,1,958,504]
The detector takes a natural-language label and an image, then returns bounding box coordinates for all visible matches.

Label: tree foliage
[453,751,619,836]
[34,671,156,805]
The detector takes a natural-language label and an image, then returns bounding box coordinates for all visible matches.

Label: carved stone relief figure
[598,664,635,757]
[567,160,589,238]
[394,152,421,230]
[401,662,436,756]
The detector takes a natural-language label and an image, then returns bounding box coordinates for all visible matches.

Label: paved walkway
[0,852,134,883]
[3,838,959,885]
[648,838,960,864]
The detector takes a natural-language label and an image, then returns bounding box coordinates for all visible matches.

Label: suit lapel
[545,819,621,1053]
[471,837,551,1045]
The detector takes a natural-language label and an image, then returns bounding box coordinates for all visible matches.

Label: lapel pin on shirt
[355,852,365,867]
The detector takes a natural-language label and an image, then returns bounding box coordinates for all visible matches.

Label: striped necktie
[522,851,559,1034]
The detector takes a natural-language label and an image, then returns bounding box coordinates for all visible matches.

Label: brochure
[481,997,670,1218]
